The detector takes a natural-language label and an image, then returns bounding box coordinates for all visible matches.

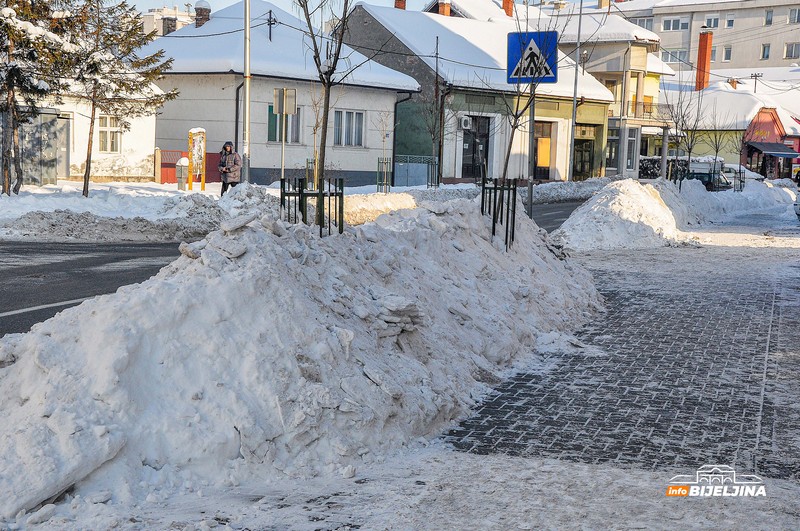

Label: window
[631,17,653,31]
[762,43,771,60]
[333,110,364,147]
[765,9,773,26]
[98,115,121,153]
[791,8,800,24]
[705,14,719,28]
[725,13,734,28]
[268,104,301,143]
[626,128,639,170]
[710,46,717,62]
[723,45,732,62]
[661,48,688,64]
[786,43,800,59]
[662,17,688,31]
[606,128,619,169]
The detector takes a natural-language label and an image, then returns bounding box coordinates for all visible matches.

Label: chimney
[195,0,211,28]
[503,0,514,17]
[162,16,177,35]
[598,0,610,8]
[394,0,406,9]
[438,0,451,16]
[728,78,738,89]
[695,30,713,91]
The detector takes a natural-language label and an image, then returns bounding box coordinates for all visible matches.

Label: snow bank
[552,178,798,252]
[0,198,599,520]
[551,179,691,251]
[525,178,613,205]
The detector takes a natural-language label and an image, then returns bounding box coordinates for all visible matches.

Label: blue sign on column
[507,31,558,84]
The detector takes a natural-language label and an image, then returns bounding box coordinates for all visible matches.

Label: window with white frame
[631,17,653,31]
[765,9,773,26]
[710,46,717,62]
[762,43,771,59]
[98,115,121,153]
[268,104,301,143]
[333,110,364,147]
[662,17,689,31]
[790,8,800,24]
[705,13,720,28]
[725,13,734,28]
[626,128,639,171]
[723,45,732,62]
[786,42,800,59]
[661,48,688,64]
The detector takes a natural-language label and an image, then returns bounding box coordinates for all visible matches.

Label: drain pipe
[234,81,244,152]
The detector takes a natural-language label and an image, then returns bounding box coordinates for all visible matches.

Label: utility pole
[242,0,251,182]
[567,0,584,182]
[750,72,763,93]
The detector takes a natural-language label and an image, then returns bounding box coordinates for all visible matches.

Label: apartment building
[588,0,800,71]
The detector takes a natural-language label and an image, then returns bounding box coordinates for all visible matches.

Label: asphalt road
[0,241,180,337]
[528,200,583,232]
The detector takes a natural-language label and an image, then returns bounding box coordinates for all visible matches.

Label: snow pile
[551,179,691,251]
[0,198,599,521]
[526,178,613,205]
[552,178,799,252]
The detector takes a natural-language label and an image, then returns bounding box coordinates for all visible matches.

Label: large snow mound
[0,198,599,520]
[552,178,798,251]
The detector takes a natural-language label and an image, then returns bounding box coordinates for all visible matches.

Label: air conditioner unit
[459,116,472,130]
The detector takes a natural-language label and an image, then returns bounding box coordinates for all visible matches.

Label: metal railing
[480,177,518,250]
[280,177,345,236]
[608,102,673,121]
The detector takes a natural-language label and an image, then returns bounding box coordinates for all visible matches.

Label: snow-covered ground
[1,177,799,529]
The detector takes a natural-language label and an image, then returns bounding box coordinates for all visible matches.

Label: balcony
[608,102,673,122]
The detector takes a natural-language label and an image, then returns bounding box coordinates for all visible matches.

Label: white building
[586,0,800,71]
[141,4,195,36]
[145,0,419,186]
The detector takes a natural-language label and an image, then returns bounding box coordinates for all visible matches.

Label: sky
[132,0,429,15]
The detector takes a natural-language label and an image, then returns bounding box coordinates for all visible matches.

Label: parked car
[685,172,733,191]
[794,201,800,220]
[722,164,764,182]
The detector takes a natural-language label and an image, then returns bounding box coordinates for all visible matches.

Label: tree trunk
[12,106,23,194]
[315,80,332,227]
[2,108,13,196]
[83,88,98,197]
[500,119,517,182]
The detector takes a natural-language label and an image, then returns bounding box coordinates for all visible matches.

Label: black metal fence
[280,177,345,236]
[480,177,517,250]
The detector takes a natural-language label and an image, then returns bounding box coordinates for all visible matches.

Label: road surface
[0,241,180,337]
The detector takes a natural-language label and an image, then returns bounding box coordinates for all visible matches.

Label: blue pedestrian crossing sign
[507,31,558,84]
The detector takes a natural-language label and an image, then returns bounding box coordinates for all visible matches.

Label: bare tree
[663,75,705,180]
[702,101,731,175]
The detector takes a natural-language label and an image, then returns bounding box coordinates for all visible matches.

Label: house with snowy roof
[145,0,419,185]
[661,76,800,179]
[416,0,676,179]
[345,3,615,182]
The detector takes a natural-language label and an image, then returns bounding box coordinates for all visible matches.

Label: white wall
[155,74,399,176]
[59,96,156,179]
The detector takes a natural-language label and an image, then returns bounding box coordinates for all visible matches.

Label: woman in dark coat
[218,141,242,196]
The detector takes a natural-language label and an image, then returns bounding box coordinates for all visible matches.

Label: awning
[747,142,800,158]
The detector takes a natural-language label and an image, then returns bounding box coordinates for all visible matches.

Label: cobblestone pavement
[446,244,800,480]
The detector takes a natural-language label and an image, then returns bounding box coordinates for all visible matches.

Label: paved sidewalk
[446,244,800,480]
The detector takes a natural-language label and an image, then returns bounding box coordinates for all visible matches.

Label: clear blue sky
[132,0,429,15]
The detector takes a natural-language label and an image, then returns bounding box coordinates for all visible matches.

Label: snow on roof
[538,11,660,45]
[144,0,419,91]
[422,0,549,22]
[647,53,675,76]
[359,4,614,102]
[661,79,800,135]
